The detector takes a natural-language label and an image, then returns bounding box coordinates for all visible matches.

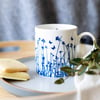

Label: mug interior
[36,24,77,31]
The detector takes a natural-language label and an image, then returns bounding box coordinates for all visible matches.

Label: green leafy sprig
[55,41,100,84]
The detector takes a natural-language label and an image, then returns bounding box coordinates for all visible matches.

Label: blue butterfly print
[49,41,52,44]
[51,45,56,50]
[55,36,61,41]
[59,51,63,53]
[41,39,45,43]
[62,41,65,45]
[41,46,44,49]
[42,56,45,60]
[71,37,73,40]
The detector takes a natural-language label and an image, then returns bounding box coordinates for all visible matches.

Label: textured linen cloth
[0,0,100,42]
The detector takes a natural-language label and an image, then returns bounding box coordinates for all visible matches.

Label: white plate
[0,44,93,96]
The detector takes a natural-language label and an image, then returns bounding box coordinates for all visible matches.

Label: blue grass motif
[55,36,62,56]
[62,41,66,64]
[51,46,56,50]
[49,41,52,44]
[35,36,76,77]
[71,37,74,40]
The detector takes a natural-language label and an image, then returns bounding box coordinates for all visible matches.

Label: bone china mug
[35,24,95,78]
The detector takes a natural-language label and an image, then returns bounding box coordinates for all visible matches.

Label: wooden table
[0,41,35,59]
[0,41,37,99]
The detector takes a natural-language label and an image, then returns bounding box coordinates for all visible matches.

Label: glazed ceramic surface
[35,24,95,77]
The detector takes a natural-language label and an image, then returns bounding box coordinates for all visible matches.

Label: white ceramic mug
[35,24,95,78]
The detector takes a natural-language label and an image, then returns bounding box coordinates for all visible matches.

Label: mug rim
[35,24,77,31]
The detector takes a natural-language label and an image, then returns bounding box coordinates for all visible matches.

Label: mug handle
[78,32,96,58]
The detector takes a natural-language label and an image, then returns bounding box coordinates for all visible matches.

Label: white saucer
[0,44,93,96]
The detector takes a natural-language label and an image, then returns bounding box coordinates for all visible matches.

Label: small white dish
[0,44,93,96]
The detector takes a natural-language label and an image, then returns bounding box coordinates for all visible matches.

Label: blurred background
[0,0,100,44]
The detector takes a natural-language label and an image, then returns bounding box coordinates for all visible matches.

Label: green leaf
[85,54,92,60]
[96,63,100,69]
[86,71,96,75]
[61,66,78,73]
[70,58,83,65]
[88,60,96,69]
[86,49,99,60]
[67,72,75,76]
[60,67,76,76]
[78,66,87,75]
[81,59,89,66]
[95,52,100,62]
[55,78,64,84]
